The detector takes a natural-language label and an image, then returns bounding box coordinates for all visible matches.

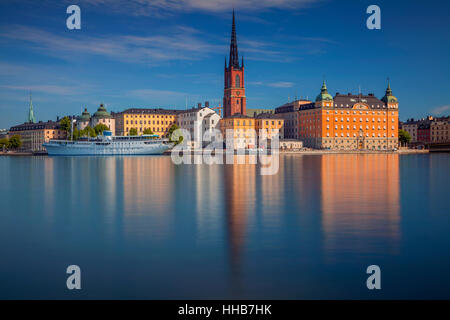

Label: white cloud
[248,81,295,88]
[0,25,222,66]
[431,105,450,116]
[268,81,295,88]
[128,88,186,99]
[0,84,82,95]
[75,0,323,16]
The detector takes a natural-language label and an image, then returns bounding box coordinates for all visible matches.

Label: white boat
[43,131,173,156]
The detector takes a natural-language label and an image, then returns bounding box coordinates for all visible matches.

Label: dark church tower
[223,10,246,118]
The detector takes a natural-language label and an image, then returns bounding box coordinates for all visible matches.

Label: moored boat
[43,131,173,156]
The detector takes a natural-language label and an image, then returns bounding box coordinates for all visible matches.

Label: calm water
[0,153,449,299]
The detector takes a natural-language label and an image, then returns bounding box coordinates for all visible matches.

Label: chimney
[205,101,209,108]
[197,102,202,108]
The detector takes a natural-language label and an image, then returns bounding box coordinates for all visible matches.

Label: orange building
[277,81,399,150]
[113,108,181,137]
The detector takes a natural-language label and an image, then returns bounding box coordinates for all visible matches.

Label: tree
[72,127,81,140]
[8,135,22,149]
[94,123,110,136]
[168,124,183,144]
[399,129,411,146]
[80,126,96,138]
[0,138,9,151]
[129,128,138,136]
[60,116,71,133]
[143,128,153,135]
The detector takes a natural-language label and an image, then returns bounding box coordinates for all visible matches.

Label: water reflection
[223,160,256,277]
[319,154,400,262]
[43,157,55,221]
[194,164,223,243]
[122,157,175,240]
[3,153,449,299]
[42,154,401,271]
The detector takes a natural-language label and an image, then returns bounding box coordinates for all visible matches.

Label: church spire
[28,91,36,123]
[386,78,392,95]
[322,79,327,91]
[229,9,240,69]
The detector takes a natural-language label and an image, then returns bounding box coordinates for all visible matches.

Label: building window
[235,75,240,88]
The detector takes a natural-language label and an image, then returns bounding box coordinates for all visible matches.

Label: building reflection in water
[320,154,400,262]
[43,157,55,221]
[122,157,175,240]
[223,157,257,279]
[194,163,223,243]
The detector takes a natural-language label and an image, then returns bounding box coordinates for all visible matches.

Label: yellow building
[219,113,284,149]
[255,113,284,141]
[9,121,67,152]
[113,108,181,137]
[219,114,256,149]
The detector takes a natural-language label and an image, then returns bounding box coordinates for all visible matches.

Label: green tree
[8,135,22,149]
[168,124,183,144]
[0,137,9,150]
[72,127,81,140]
[143,128,153,135]
[81,126,96,138]
[129,128,138,136]
[60,116,71,133]
[94,123,110,136]
[399,129,411,146]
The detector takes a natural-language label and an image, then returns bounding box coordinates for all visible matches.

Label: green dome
[315,80,333,102]
[381,82,398,103]
[93,104,112,119]
[78,108,91,122]
[384,96,398,103]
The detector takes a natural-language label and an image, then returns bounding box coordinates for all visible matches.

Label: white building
[177,103,221,149]
[77,104,115,134]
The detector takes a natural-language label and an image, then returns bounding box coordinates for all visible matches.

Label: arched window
[235,75,240,88]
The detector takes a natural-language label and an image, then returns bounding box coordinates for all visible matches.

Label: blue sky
[0,0,449,128]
